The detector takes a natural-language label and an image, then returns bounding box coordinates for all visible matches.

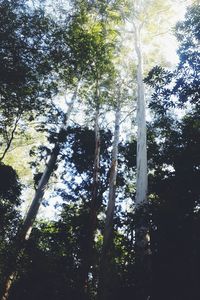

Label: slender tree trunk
[80,104,101,298]
[80,82,101,298]
[134,24,151,300]
[134,26,148,207]
[0,88,78,300]
[98,99,121,300]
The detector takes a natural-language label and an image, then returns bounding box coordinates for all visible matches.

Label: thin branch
[0,115,21,162]
[5,141,37,153]
[120,108,136,125]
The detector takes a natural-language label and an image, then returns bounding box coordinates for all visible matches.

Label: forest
[0,0,199,299]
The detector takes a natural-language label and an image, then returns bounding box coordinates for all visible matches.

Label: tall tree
[119,0,180,297]
[98,94,121,300]
[0,87,79,300]
[71,1,118,294]
[80,82,101,297]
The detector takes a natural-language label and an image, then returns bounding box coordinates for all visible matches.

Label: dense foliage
[0,1,199,300]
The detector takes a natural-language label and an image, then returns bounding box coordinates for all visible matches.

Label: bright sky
[161,0,193,65]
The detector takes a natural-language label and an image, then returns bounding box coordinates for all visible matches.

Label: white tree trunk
[134,23,151,300]
[134,26,148,208]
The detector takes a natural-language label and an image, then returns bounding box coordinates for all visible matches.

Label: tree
[118,0,183,297]
[67,1,118,294]
[0,89,78,300]
[61,126,112,299]
[97,79,124,300]
[0,1,117,298]
[145,3,200,299]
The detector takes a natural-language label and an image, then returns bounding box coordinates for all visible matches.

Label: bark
[80,83,101,297]
[134,24,147,208]
[0,88,78,300]
[80,104,101,297]
[134,23,151,300]
[20,90,76,241]
[97,100,121,300]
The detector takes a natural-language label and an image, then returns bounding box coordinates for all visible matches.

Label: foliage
[145,3,200,298]
[0,163,22,289]
[0,2,199,300]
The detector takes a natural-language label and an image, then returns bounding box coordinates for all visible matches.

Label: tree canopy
[0,1,199,300]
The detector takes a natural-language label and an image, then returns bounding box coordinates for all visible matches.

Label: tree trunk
[98,99,121,300]
[134,24,151,300]
[133,23,148,207]
[80,104,101,298]
[80,80,101,298]
[0,88,78,300]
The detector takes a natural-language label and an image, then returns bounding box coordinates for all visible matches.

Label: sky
[161,0,193,64]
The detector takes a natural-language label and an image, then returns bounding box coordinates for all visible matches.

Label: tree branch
[0,115,21,162]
